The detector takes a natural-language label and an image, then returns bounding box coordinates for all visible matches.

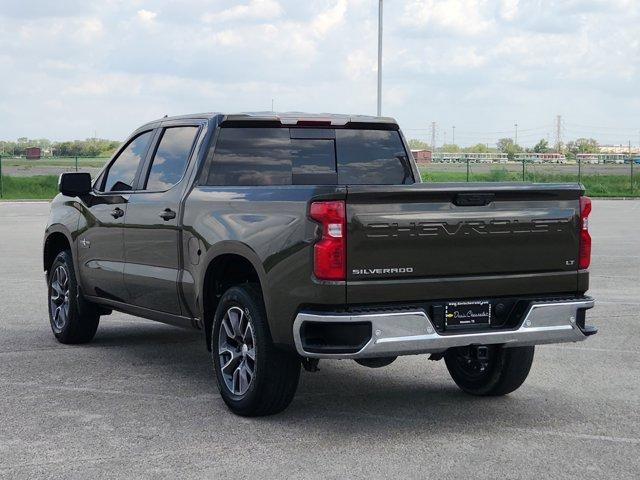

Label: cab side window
[144,126,199,191]
[102,131,153,192]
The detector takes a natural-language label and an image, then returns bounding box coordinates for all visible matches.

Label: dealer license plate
[445,300,491,328]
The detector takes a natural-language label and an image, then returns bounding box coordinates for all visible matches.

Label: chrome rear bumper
[293,298,595,359]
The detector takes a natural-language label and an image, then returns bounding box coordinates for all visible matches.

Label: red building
[25,147,42,159]
[411,149,432,164]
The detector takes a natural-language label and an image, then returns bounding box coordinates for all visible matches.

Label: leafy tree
[497,137,523,160]
[464,143,493,153]
[441,143,460,152]
[0,137,120,157]
[408,139,430,150]
[566,138,599,156]
[533,139,549,153]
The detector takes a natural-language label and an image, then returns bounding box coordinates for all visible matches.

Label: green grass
[2,157,108,168]
[0,170,637,199]
[420,168,639,197]
[0,175,59,199]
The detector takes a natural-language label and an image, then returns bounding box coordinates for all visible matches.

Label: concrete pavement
[0,200,638,479]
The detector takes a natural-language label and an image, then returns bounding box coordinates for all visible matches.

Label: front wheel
[211,284,300,416]
[444,345,535,396]
[48,250,100,344]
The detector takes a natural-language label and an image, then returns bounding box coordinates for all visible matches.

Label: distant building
[411,149,432,164]
[515,152,566,163]
[432,152,508,163]
[600,145,639,154]
[577,153,629,164]
[25,147,42,159]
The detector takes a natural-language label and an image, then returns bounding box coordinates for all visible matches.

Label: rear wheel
[444,345,534,396]
[211,284,300,416]
[47,250,100,344]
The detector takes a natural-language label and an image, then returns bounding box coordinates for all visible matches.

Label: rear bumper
[293,298,595,359]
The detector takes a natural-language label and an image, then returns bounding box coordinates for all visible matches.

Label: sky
[0,0,638,147]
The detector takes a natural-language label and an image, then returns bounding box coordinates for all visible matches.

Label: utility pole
[630,140,634,192]
[376,0,383,116]
[452,126,455,145]
[555,115,562,152]
[271,99,274,112]
[514,123,518,145]
[430,122,436,151]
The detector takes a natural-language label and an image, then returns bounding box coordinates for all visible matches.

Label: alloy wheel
[218,306,256,396]
[49,265,70,332]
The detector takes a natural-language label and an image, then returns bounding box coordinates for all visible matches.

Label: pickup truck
[43,112,596,416]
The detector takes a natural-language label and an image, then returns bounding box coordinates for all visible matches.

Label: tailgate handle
[453,193,495,207]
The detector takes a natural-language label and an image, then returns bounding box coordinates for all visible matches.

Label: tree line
[0,137,120,157]
[409,137,600,160]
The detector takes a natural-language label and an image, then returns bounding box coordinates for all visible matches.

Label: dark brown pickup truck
[43,112,596,416]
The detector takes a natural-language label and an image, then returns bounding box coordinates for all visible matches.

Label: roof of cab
[144,111,398,128]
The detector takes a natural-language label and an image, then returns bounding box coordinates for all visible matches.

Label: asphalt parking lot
[0,200,638,479]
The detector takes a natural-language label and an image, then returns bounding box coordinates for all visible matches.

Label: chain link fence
[419,158,638,197]
[0,155,109,199]
[0,154,637,198]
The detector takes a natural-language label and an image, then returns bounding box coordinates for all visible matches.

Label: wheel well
[43,232,71,273]
[203,254,262,351]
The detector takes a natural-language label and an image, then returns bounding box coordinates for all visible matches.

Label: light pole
[514,123,518,145]
[452,126,455,145]
[377,0,383,116]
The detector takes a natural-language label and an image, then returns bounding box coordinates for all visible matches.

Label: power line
[404,125,549,134]
[564,122,638,131]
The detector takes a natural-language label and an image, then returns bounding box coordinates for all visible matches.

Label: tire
[444,345,535,396]
[47,250,100,344]
[211,284,300,416]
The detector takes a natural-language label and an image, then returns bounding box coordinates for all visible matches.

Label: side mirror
[58,172,92,196]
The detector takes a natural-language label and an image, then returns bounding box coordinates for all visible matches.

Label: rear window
[204,127,412,186]
[336,130,413,185]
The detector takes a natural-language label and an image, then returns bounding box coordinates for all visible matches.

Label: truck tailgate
[346,183,584,304]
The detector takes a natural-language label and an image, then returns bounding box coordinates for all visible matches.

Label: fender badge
[80,238,91,249]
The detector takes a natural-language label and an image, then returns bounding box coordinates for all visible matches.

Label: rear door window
[144,126,199,191]
[336,130,413,185]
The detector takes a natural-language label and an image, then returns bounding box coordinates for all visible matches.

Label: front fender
[43,196,82,280]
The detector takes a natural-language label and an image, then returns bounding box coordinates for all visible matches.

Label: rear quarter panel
[182,185,346,347]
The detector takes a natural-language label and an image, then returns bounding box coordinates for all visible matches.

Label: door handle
[110,207,124,219]
[159,208,176,221]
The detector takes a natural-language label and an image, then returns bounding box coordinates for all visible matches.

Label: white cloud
[345,49,376,80]
[137,9,157,24]
[0,0,638,145]
[78,18,104,41]
[401,0,493,36]
[202,0,283,23]
[310,0,347,37]
[499,0,519,21]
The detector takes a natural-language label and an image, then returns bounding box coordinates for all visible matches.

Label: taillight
[579,196,592,269]
[309,200,346,280]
